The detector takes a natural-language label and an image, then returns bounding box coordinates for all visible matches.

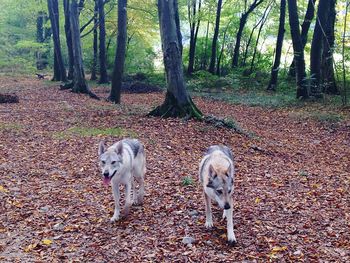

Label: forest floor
[1,76,350,262]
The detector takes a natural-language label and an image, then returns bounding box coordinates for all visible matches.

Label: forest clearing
[1,76,349,261]
[1,0,350,261]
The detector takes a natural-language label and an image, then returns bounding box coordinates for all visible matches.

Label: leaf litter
[0,76,349,262]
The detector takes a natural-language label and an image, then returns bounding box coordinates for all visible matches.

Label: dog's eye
[111,161,116,165]
[101,160,105,164]
[216,189,223,195]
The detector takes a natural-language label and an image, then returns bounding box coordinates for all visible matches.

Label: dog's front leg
[226,203,237,245]
[123,181,132,217]
[110,182,120,222]
[204,192,213,228]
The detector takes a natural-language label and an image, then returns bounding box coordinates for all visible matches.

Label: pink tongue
[103,177,111,186]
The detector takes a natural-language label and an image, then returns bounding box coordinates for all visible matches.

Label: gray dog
[98,139,146,222]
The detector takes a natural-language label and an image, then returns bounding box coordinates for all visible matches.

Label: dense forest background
[0,0,349,106]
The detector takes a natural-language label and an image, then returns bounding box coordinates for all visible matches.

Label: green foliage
[182,176,194,186]
[53,126,137,138]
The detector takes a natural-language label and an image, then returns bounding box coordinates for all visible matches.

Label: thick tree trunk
[321,0,338,94]
[208,0,222,74]
[149,0,202,119]
[232,0,264,68]
[173,0,183,55]
[187,0,201,75]
[90,0,98,81]
[48,0,67,82]
[64,0,74,79]
[98,0,109,84]
[310,0,329,97]
[68,0,98,98]
[289,0,316,77]
[288,0,309,99]
[267,0,286,91]
[109,0,128,103]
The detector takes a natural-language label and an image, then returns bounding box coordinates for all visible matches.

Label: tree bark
[289,0,316,76]
[310,0,329,97]
[267,0,286,91]
[287,0,308,99]
[109,0,128,103]
[232,0,264,68]
[64,0,74,79]
[90,0,98,81]
[149,0,202,119]
[98,0,109,84]
[321,0,338,94]
[68,0,98,98]
[48,0,67,82]
[208,0,223,74]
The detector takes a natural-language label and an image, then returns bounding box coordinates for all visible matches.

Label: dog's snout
[103,171,109,177]
[224,203,230,210]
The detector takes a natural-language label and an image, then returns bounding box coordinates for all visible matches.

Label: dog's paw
[227,239,237,247]
[110,215,120,223]
[205,221,213,228]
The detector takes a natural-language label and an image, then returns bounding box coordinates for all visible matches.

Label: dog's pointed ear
[226,163,233,177]
[98,141,106,156]
[208,164,215,178]
[115,142,123,155]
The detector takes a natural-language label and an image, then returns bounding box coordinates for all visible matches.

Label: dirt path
[1,77,349,262]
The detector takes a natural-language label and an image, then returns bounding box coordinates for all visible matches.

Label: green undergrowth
[53,126,137,139]
[289,111,344,124]
[0,123,23,131]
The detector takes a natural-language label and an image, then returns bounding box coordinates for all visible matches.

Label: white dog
[98,139,146,222]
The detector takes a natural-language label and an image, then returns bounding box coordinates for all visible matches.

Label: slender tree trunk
[36,12,46,43]
[216,22,230,76]
[321,0,338,94]
[48,0,67,82]
[250,3,271,72]
[242,15,264,67]
[287,0,308,99]
[110,0,128,103]
[208,0,223,74]
[310,0,329,97]
[68,0,98,98]
[232,0,264,68]
[187,0,201,75]
[289,0,316,76]
[64,0,74,79]
[36,12,49,70]
[201,19,210,70]
[90,0,98,81]
[267,0,286,91]
[99,0,109,83]
[149,0,202,119]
